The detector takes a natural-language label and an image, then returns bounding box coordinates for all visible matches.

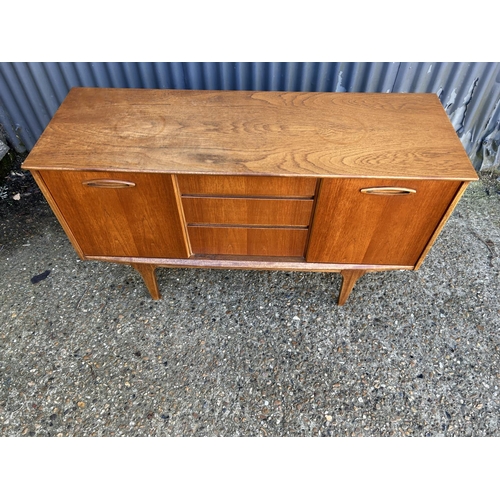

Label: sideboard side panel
[30,170,86,260]
[413,181,470,270]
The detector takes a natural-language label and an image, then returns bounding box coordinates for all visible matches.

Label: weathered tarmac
[1,169,499,436]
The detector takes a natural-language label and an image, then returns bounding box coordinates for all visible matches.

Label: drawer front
[307,178,462,266]
[188,227,308,257]
[182,197,313,226]
[177,175,317,197]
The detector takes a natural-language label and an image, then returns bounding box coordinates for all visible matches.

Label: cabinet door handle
[82,179,136,188]
[360,187,416,195]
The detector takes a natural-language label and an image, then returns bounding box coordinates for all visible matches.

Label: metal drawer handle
[82,179,136,188]
[360,187,416,195]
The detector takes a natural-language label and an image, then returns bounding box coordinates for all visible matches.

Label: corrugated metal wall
[1,62,499,170]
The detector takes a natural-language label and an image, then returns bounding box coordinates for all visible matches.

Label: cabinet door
[306,178,461,266]
[39,171,190,259]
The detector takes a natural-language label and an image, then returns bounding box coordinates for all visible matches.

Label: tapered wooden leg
[131,263,161,300]
[338,270,365,306]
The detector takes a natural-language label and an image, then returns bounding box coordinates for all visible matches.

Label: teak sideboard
[22,88,478,305]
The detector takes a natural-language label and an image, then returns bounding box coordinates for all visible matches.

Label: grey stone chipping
[0,169,499,436]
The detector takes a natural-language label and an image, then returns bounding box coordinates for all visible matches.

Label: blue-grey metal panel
[1,62,499,170]
[392,62,500,169]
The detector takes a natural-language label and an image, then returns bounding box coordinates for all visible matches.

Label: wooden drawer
[188,227,308,256]
[182,197,313,226]
[177,175,317,197]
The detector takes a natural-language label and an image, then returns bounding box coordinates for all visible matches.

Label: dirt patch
[0,151,55,255]
[479,168,500,196]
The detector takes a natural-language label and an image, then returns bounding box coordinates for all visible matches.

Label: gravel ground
[1,165,499,437]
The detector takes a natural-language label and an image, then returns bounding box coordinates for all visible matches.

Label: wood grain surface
[188,226,308,257]
[88,254,414,271]
[182,197,313,226]
[414,181,470,270]
[306,178,462,266]
[177,175,317,197]
[39,170,190,259]
[23,88,478,181]
[338,270,366,306]
[131,263,161,300]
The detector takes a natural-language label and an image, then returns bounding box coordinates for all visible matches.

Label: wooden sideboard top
[23,87,478,181]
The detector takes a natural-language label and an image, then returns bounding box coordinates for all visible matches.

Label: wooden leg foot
[338,270,365,306]
[131,264,161,300]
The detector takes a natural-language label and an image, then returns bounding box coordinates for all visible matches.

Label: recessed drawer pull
[82,179,136,188]
[360,187,416,195]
